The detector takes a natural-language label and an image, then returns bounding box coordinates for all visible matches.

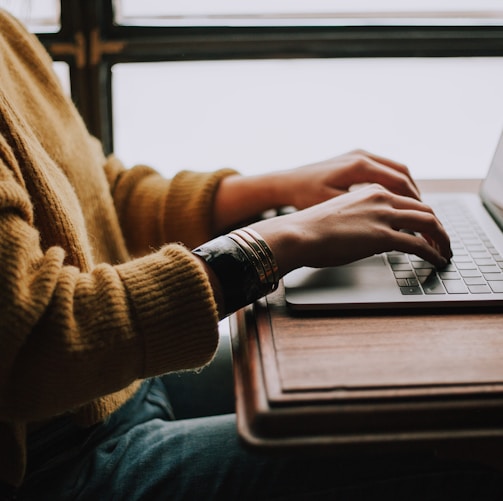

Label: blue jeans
[19,377,503,500]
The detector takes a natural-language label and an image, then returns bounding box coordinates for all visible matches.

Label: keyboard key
[399,286,423,295]
[408,255,424,261]
[388,255,409,264]
[463,276,487,285]
[468,285,492,294]
[422,275,446,294]
[466,244,485,252]
[451,246,466,254]
[454,261,477,269]
[411,261,434,269]
[470,251,492,259]
[474,258,495,266]
[485,272,503,281]
[438,271,460,280]
[460,269,483,278]
[443,280,469,294]
[387,252,407,260]
[480,265,501,274]
[453,255,474,263]
[396,278,419,287]
[390,263,414,271]
[394,271,416,279]
[442,263,457,272]
[489,281,503,293]
[416,268,435,277]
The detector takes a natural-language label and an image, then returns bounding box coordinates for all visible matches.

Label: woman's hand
[213,150,420,234]
[279,149,421,210]
[250,183,452,278]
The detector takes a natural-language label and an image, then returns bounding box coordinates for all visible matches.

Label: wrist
[250,216,305,277]
[192,229,279,317]
[214,173,291,233]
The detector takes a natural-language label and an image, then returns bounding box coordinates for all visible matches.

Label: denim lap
[20,378,503,501]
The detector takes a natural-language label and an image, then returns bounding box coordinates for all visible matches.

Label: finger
[349,157,421,200]
[373,191,451,257]
[390,230,449,268]
[388,209,452,261]
[354,149,419,192]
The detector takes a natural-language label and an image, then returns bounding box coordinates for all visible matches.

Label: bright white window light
[114,0,503,26]
[0,0,60,32]
[112,58,503,180]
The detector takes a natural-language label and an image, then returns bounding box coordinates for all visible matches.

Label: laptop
[284,132,503,312]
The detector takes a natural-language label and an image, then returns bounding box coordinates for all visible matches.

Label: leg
[20,378,503,501]
[161,328,235,418]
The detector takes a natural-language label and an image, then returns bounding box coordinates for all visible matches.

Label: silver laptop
[284,132,503,312]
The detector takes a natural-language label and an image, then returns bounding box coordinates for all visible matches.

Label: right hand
[250,183,452,278]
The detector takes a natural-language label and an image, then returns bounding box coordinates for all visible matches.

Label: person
[0,8,501,501]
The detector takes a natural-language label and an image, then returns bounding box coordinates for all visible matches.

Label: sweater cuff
[116,244,219,377]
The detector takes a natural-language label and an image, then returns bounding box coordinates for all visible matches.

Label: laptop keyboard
[387,201,503,295]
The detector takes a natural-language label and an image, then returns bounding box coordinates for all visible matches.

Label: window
[0,1,69,92]
[112,57,503,179]
[0,0,60,32]
[52,62,71,95]
[4,0,503,179]
[115,0,503,27]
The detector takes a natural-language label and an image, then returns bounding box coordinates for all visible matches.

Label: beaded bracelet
[192,229,279,316]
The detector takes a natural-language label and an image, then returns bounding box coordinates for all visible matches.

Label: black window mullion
[101,25,503,63]
[40,1,503,155]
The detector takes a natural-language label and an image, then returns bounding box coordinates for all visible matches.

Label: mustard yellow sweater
[0,10,237,487]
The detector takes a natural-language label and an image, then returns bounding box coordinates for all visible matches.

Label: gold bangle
[230,228,279,292]
[241,227,279,286]
[230,230,271,283]
[227,232,268,285]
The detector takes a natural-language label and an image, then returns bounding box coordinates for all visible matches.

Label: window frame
[35,0,503,155]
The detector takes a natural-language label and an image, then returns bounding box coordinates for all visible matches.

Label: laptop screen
[480,130,503,231]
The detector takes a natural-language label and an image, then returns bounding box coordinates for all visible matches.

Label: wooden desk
[230,179,503,455]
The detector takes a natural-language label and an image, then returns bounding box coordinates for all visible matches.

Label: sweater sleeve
[0,157,220,422]
[103,154,238,255]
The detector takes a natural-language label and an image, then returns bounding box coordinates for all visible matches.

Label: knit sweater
[0,10,237,487]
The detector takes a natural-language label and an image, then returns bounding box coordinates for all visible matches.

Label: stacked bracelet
[228,228,279,292]
[192,228,279,316]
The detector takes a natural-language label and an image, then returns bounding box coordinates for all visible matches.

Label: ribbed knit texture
[0,10,237,487]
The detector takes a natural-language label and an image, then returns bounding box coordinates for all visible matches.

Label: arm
[213,150,421,234]
[103,154,238,252]
[202,181,452,319]
[0,153,220,422]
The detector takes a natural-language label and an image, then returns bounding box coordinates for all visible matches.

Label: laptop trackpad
[283,254,398,308]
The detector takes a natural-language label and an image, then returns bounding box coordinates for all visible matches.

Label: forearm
[213,172,292,235]
[106,156,238,251]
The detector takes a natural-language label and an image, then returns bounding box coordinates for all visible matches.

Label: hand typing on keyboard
[388,201,503,295]
[252,182,453,278]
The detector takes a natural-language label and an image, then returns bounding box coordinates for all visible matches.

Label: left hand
[213,149,420,235]
[278,149,420,210]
